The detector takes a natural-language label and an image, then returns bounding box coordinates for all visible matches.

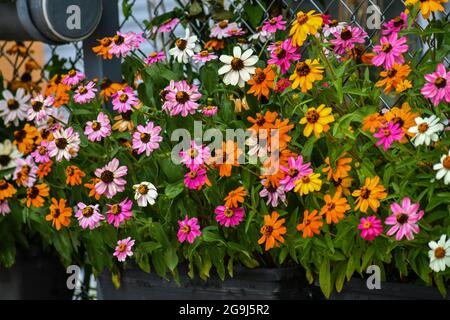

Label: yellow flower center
[138,184,149,195]
[382,43,393,53]
[296,12,309,25]
[82,206,94,217]
[119,93,129,103]
[434,247,446,259]
[92,121,101,131]
[418,123,429,133]
[111,204,120,215]
[218,20,228,29]
[443,156,450,170]
[363,221,372,229]
[224,208,234,218]
[182,225,191,233]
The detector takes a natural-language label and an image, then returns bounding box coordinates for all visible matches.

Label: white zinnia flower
[0,88,30,126]
[428,234,450,272]
[323,21,347,37]
[218,46,258,87]
[408,115,444,146]
[0,139,22,179]
[133,181,158,207]
[433,150,450,185]
[168,29,200,64]
[28,94,54,123]
[248,29,273,43]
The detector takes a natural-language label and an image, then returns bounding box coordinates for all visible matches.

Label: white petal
[218,64,232,75]
[241,48,254,61]
[233,46,242,58]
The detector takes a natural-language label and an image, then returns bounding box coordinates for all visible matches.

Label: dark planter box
[98,264,311,300]
[0,247,73,300]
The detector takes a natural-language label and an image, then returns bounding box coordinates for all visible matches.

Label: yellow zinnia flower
[299,104,335,138]
[417,0,447,19]
[289,10,323,47]
[294,172,322,196]
[290,59,324,93]
[352,176,387,213]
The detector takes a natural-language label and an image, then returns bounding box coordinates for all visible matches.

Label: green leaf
[319,257,332,298]
[164,247,179,271]
[165,181,184,199]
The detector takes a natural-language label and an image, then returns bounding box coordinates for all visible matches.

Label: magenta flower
[107,198,133,228]
[48,127,81,162]
[13,156,37,187]
[259,181,286,207]
[62,70,85,86]
[84,112,112,142]
[184,167,208,190]
[0,200,10,216]
[421,63,450,106]
[358,216,383,241]
[372,32,408,69]
[214,205,245,227]
[95,158,128,199]
[268,38,301,74]
[331,26,367,55]
[193,51,218,63]
[179,140,210,170]
[75,203,104,230]
[177,215,201,244]
[201,105,218,117]
[385,197,424,241]
[163,80,201,117]
[275,78,292,93]
[262,15,286,33]
[113,237,135,262]
[31,140,51,164]
[145,51,166,65]
[158,18,179,33]
[279,156,313,192]
[132,121,163,156]
[28,94,53,122]
[373,121,404,151]
[112,86,139,113]
[74,81,97,104]
[109,31,136,58]
[382,12,408,36]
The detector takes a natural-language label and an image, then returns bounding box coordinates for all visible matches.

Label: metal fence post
[82,0,121,82]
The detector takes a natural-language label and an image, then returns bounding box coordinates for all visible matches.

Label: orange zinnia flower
[346,46,375,65]
[45,75,70,107]
[258,211,287,251]
[85,178,101,201]
[65,165,86,186]
[92,37,113,59]
[322,156,352,181]
[45,198,72,231]
[37,161,53,179]
[352,176,387,213]
[204,39,225,51]
[296,209,323,238]
[247,111,278,132]
[384,102,418,141]
[320,192,351,224]
[224,186,247,208]
[270,118,294,150]
[376,64,411,94]
[26,183,49,208]
[362,113,385,133]
[99,78,125,101]
[247,66,275,99]
[0,179,17,201]
[332,176,353,196]
[13,124,40,154]
[213,141,242,177]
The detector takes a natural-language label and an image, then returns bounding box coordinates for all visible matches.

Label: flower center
[218,20,228,29]
[188,148,198,158]
[140,133,150,143]
[306,110,320,124]
[329,19,339,27]
[100,78,112,90]
[256,115,266,127]
[434,247,446,259]
[175,39,187,50]
[176,91,190,103]
[14,129,26,142]
[92,121,101,131]
[27,186,39,199]
[393,17,404,27]
[188,171,198,179]
[101,38,112,47]
[360,187,371,199]
[434,77,447,88]
[262,225,273,236]
[296,12,309,25]
[150,52,158,58]
[68,69,77,77]
[66,167,74,176]
[382,43,392,53]
[138,184,149,195]
[182,225,191,234]
[79,87,89,95]
[114,35,124,45]
[55,138,68,150]
[118,243,127,252]
[383,129,391,137]
[269,18,277,25]
[231,57,244,71]
[31,100,43,112]
[38,146,47,155]
[110,204,120,215]
[387,69,397,78]
[418,123,429,133]
[340,28,352,40]
[100,170,114,183]
[0,155,11,166]
[52,208,61,218]
[301,176,311,184]
[363,221,372,229]
[199,50,209,57]
[254,70,266,84]
[396,213,409,224]
[0,180,7,190]
[295,62,310,76]
[443,156,450,170]
[82,206,94,217]
[7,99,19,110]
[288,168,299,177]
[224,208,234,218]
[119,93,129,103]
[275,48,286,59]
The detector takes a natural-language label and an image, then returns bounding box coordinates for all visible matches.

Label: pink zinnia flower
[210,20,238,39]
[113,237,135,262]
[268,38,301,74]
[372,32,408,69]
[107,198,133,228]
[158,18,179,33]
[13,156,37,187]
[132,121,163,156]
[75,202,104,230]
[358,216,383,241]
[193,50,218,63]
[127,31,145,49]
[163,80,201,117]
[31,140,51,164]
[421,63,450,106]
[48,127,80,162]
[373,121,404,151]
[259,181,286,207]
[145,51,166,65]
[227,27,245,37]
[179,140,210,170]
[84,112,111,142]
[28,94,53,122]
[95,158,128,199]
[382,12,408,36]
[275,78,292,93]
[177,215,201,244]
[214,205,245,227]
[74,81,97,104]
[112,86,139,113]
[385,197,424,241]
[109,31,134,58]
[184,167,208,190]
[62,69,85,86]
[201,105,218,116]
[0,200,10,216]
[262,15,286,33]
[331,26,367,55]
[279,156,313,192]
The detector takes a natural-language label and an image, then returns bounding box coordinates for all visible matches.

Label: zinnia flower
[320,192,350,224]
[352,176,387,213]
[48,127,80,162]
[259,181,286,207]
[112,86,139,113]
[358,216,383,241]
[417,0,448,19]
[0,200,10,216]
[95,158,128,199]
[210,20,238,39]
[169,28,199,63]
[373,121,404,151]
[179,140,210,170]
[247,66,275,99]
[294,172,322,196]
[75,203,104,230]
[45,198,72,230]
[0,88,30,126]
[65,165,85,186]
[322,156,352,182]
[218,46,258,87]
[428,235,450,272]
[290,59,324,93]
[372,33,408,70]
[262,15,286,33]
[299,104,334,138]
[158,18,179,32]
[177,215,201,244]
[113,237,135,262]
[84,112,111,142]
[408,115,444,146]
[376,64,411,94]
[13,156,37,187]
[382,12,408,36]
[214,206,245,227]
[132,121,163,156]
[192,50,218,63]
[331,26,367,55]
[109,31,142,58]
[107,198,133,228]
[224,186,246,208]
[201,105,218,117]
[0,139,21,176]
[268,38,301,74]
[297,210,323,238]
[258,211,286,251]
[289,10,323,47]
[433,150,450,185]
[74,81,97,104]
[0,179,16,201]
[385,197,424,241]
[133,181,158,207]
[279,155,313,192]
[162,80,201,117]
[62,69,85,86]
[184,167,208,190]
[28,94,53,123]
[145,51,165,65]
[322,19,347,37]
[421,63,450,106]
